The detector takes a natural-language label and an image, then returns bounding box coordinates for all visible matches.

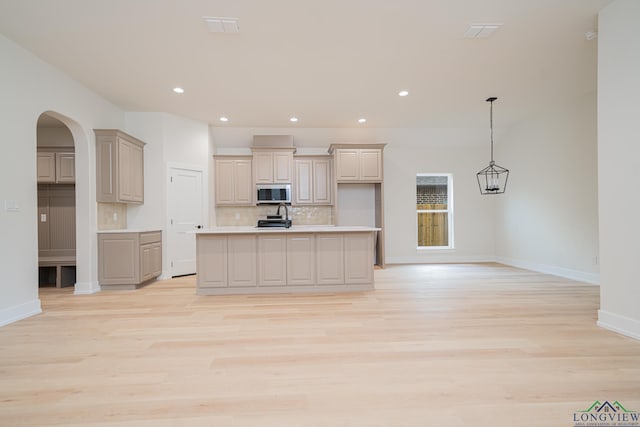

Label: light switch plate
[4,200,20,212]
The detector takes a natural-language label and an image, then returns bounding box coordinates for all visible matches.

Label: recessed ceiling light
[203,17,240,34]
[464,23,503,39]
[173,87,185,94]
[289,117,298,123]
[398,90,409,97]
[358,118,367,123]
[219,116,229,122]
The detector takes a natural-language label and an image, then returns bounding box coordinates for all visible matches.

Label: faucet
[276,203,290,226]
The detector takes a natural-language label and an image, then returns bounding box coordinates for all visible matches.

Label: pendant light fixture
[476,97,509,194]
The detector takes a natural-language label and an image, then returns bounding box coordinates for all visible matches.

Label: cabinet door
[138,241,162,281]
[55,152,75,183]
[215,159,235,205]
[286,234,315,285]
[273,151,292,183]
[118,138,134,202]
[140,243,154,282]
[344,233,373,284]
[360,149,382,182]
[37,152,56,183]
[313,159,332,204]
[316,234,344,285]
[335,149,360,181]
[99,234,139,285]
[253,152,273,184]
[257,235,287,286]
[129,142,144,202]
[197,236,227,288]
[118,138,144,203]
[152,242,162,277]
[96,136,117,202]
[234,159,253,204]
[294,159,313,204]
[228,235,257,287]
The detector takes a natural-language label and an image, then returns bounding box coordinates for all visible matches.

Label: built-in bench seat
[38,255,76,288]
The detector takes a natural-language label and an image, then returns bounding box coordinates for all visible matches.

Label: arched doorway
[36,113,77,289]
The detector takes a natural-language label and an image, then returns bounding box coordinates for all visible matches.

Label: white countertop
[195,225,380,234]
[97,229,162,234]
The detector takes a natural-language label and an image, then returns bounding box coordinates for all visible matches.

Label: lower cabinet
[258,235,287,286]
[316,234,344,285]
[196,231,376,294]
[98,230,162,289]
[286,234,315,285]
[344,232,374,284]
[196,236,227,288]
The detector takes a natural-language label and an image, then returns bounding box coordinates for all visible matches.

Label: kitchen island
[195,225,379,295]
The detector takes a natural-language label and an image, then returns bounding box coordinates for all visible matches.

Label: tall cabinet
[329,143,386,267]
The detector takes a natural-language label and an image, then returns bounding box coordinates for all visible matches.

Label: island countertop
[194,225,380,234]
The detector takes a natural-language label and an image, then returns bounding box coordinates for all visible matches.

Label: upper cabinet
[293,156,332,205]
[331,146,383,183]
[94,129,145,204]
[214,156,253,206]
[37,150,75,184]
[252,148,294,184]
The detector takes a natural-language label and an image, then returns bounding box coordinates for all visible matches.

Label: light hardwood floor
[1,263,639,427]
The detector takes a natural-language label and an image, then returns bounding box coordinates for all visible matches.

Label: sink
[256,219,292,228]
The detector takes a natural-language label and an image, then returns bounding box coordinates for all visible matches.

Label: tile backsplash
[97,203,127,230]
[216,205,333,226]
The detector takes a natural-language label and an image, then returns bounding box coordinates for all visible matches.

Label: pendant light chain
[489,98,494,164]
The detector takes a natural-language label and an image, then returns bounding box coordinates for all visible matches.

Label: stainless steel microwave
[256,184,291,204]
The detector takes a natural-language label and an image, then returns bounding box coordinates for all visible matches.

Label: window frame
[416,173,454,250]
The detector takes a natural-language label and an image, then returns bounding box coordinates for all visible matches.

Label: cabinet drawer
[140,231,161,245]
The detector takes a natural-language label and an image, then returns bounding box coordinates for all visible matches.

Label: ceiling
[0,0,611,129]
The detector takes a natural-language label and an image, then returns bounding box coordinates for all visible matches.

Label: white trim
[598,310,640,341]
[0,299,42,327]
[386,255,496,264]
[73,281,101,295]
[497,256,600,285]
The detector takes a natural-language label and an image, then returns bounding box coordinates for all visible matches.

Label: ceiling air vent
[203,16,240,33]
[464,23,502,39]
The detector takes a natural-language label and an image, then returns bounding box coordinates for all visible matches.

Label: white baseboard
[386,255,497,264]
[159,271,172,280]
[497,257,600,285]
[74,281,101,295]
[598,310,640,340]
[0,299,42,327]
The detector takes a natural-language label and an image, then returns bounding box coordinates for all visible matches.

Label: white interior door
[168,166,204,277]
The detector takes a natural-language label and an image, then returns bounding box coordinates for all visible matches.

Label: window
[416,174,453,248]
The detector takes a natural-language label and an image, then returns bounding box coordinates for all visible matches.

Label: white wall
[209,127,497,264]
[0,34,123,326]
[383,129,496,263]
[495,92,600,284]
[597,0,640,339]
[125,112,210,277]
